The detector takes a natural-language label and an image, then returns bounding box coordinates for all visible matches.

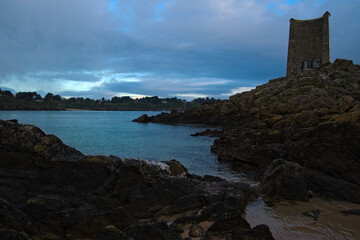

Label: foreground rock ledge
[0,120,274,240]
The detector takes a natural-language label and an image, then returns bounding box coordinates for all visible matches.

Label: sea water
[0,110,242,180]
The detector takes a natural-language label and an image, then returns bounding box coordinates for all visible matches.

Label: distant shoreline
[65,108,91,111]
[0,109,166,112]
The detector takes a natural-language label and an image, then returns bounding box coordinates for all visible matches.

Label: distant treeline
[0,89,219,111]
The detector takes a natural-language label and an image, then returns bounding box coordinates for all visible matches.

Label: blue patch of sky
[106,0,133,32]
[266,3,285,16]
[117,5,134,32]
[315,0,325,6]
[286,0,300,5]
[154,2,164,21]
[106,0,119,11]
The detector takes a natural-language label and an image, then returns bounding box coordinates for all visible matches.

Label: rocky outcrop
[0,120,273,240]
[190,129,222,137]
[134,59,360,203]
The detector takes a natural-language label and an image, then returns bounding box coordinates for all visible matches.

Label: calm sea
[0,111,242,180]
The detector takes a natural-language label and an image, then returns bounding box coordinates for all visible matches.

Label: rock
[132,114,152,123]
[123,158,170,178]
[0,229,30,240]
[161,195,207,215]
[189,224,204,237]
[203,214,274,240]
[304,169,360,203]
[96,225,127,240]
[0,120,271,239]
[191,129,222,137]
[0,120,83,162]
[203,214,250,240]
[163,159,188,176]
[232,224,275,240]
[124,219,181,240]
[302,209,320,221]
[203,175,225,182]
[261,159,310,201]
[169,223,184,234]
[340,209,360,215]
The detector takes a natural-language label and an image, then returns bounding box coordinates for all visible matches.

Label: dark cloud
[0,0,359,99]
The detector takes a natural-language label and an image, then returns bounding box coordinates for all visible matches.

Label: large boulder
[261,159,310,201]
[203,214,274,240]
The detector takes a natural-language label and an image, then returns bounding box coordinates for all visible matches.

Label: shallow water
[246,197,360,240]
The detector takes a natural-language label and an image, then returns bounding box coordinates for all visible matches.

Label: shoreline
[0,109,168,112]
[65,108,91,111]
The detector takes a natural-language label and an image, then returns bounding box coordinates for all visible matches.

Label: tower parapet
[286,11,330,77]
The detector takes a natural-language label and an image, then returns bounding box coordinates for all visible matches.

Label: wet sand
[245,197,360,240]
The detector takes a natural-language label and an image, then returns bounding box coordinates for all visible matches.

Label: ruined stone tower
[286,12,330,77]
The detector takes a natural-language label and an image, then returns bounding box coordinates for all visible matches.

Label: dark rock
[123,158,170,178]
[96,225,128,240]
[232,224,275,240]
[132,114,152,123]
[340,209,360,215]
[169,223,184,234]
[203,175,225,182]
[203,214,274,240]
[0,120,83,162]
[204,214,250,238]
[304,169,360,203]
[124,219,181,240]
[261,159,310,201]
[187,174,225,182]
[302,209,320,221]
[161,195,207,215]
[0,229,30,240]
[163,159,188,176]
[191,129,222,137]
[189,224,204,237]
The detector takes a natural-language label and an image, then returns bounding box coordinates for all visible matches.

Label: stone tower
[286,12,330,77]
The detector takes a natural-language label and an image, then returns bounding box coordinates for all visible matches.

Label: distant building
[286,12,330,77]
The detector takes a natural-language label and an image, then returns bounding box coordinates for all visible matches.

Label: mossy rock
[268,115,284,125]
[268,129,281,135]
[34,144,46,153]
[32,233,62,240]
[268,77,286,84]
[326,112,360,126]
[87,156,112,164]
[26,198,44,206]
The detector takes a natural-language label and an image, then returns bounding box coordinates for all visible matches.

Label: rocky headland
[0,119,274,240]
[134,59,360,203]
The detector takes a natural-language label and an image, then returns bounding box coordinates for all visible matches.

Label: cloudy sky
[0,0,359,100]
